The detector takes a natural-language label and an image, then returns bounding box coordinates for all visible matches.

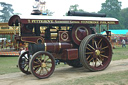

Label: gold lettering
[28,20,31,23]
[55,20,69,23]
[31,20,52,23]
[70,21,80,23]
[100,21,107,24]
[32,20,35,23]
[81,21,99,24]
[107,22,115,24]
[50,20,53,23]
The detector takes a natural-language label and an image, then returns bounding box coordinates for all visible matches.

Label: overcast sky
[0,0,128,16]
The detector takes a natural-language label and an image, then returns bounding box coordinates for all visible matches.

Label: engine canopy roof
[8,15,119,26]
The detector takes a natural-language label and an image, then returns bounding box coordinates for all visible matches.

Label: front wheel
[79,34,112,71]
[29,51,55,79]
[18,51,31,74]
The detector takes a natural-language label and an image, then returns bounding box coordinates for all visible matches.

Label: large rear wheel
[79,34,112,71]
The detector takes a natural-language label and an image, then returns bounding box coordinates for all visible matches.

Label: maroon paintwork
[8,14,119,79]
[8,15,119,61]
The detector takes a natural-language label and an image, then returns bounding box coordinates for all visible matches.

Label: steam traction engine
[8,11,118,79]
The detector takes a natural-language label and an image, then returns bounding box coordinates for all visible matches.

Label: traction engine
[8,11,119,79]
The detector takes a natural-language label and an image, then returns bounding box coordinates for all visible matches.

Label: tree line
[67,0,128,30]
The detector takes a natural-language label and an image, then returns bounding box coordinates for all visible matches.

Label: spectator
[122,39,126,48]
[19,47,26,55]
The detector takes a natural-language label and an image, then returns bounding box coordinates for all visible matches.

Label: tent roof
[101,30,128,35]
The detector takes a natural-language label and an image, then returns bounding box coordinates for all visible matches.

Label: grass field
[112,45,128,61]
[0,45,128,75]
[46,70,128,85]
[0,57,19,74]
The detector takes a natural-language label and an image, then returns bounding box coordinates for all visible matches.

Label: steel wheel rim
[30,51,55,79]
[18,51,31,74]
[80,34,112,71]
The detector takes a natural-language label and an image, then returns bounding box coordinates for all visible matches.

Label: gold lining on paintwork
[44,43,47,51]
[75,26,88,41]
[59,42,61,49]
[21,37,44,44]
[61,31,69,41]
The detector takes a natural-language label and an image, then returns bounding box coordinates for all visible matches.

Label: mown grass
[112,45,128,61]
[0,45,128,75]
[46,71,128,85]
[0,56,19,74]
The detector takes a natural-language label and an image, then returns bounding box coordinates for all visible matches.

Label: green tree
[99,0,123,29]
[69,4,84,12]
[120,8,128,29]
[0,2,14,22]
[100,0,121,17]
[65,4,84,15]
[69,4,79,11]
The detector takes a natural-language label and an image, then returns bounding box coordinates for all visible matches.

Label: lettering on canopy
[27,19,116,24]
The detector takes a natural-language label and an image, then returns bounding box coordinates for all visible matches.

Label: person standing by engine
[122,39,126,48]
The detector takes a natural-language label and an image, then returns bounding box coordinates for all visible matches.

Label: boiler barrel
[68,11,106,17]
[28,42,73,55]
[44,43,73,53]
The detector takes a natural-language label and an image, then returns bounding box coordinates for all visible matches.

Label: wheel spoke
[100,55,105,61]
[36,57,42,63]
[35,67,40,72]
[26,66,29,72]
[34,61,40,64]
[100,43,102,48]
[94,41,98,48]
[44,67,49,73]
[98,55,103,61]
[46,66,51,68]
[92,39,95,47]
[101,46,108,50]
[100,51,105,53]
[86,47,92,51]
[44,58,50,63]
[46,61,52,64]
[24,56,28,60]
[40,55,42,61]
[88,58,93,63]
[98,39,102,47]
[100,54,108,58]
[43,54,46,61]
[88,44,95,50]
[27,53,30,58]
[85,52,93,54]
[93,59,95,66]
[39,67,42,75]
[86,55,91,60]
[95,58,97,67]
[97,58,103,66]
[33,65,41,68]
[23,64,27,69]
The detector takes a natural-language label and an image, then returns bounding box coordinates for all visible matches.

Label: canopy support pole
[107,24,109,31]
[13,24,16,35]
[99,24,101,33]
[18,23,21,36]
